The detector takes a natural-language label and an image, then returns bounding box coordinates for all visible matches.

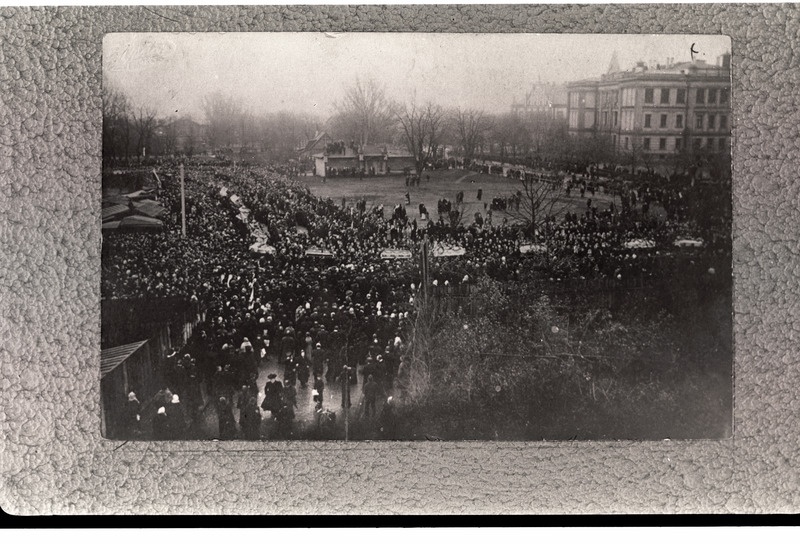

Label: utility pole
[342,366,350,441]
[180,163,186,238]
[421,234,430,302]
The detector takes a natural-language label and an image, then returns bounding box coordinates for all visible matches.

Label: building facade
[313,144,415,177]
[511,82,568,120]
[566,54,731,162]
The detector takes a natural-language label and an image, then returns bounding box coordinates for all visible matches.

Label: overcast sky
[104,33,731,121]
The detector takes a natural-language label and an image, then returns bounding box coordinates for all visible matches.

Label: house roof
[132,199,167,218]
[102,204,130,221]
[101,340,148,379]
[118,215,163,230]
[312,145,414,159]
[303,131,331,153]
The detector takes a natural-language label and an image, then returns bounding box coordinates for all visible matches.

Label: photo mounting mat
[1,4,798,515]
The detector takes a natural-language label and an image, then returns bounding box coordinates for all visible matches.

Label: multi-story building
[566,53,731,163]
[512,82,568,120]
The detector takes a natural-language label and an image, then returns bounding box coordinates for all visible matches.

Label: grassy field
[298,169,621,225]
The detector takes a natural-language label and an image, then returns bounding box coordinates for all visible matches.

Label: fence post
[180,163,187,238]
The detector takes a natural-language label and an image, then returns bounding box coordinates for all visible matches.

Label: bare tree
[261,111,319,160]
[489,113,529,162]
[102,78,131,165]
[202,92,243,151]
[505,173,569,238]
[132,104,158,159]
[452,107,493,166]
[396,98,446,174]
[157,116,178,156]
[333,78,396,147]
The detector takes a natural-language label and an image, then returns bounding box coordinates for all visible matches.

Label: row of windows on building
[641,112,729,131]
[573,112,732,134]
[616,135,729,153]
[643,87,730,106]
[573,86,731,109]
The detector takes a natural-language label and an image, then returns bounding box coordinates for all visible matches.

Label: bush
[399,276,731,439]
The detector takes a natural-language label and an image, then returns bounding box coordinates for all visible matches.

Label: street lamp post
[180,163,187,238]
[341,365,350,441]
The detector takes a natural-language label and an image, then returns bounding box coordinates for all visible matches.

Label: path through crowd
[195,355,366,440]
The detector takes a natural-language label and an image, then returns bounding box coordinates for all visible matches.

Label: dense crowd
[105,157,730,440]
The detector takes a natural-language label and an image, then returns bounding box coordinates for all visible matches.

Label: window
[659,138,667,150]
[602,111,608,125]
[661,88,670,104]
[624,137,629,149]
[720,88,730,104]
[613,111,618,126]
[622,88,636,107]
[708,114,716,130]
[693,138,702,150]
[719,138,727,152]
[569,92,579,108]
[675,137,682,150]
[643,137,651,150]
[569,111,579,129]
[660,114,668,128]
[708,88,718,103]
[696,114,704,129]
[719,115,728,130]
[612,134,617,147]
[644,88,654,104]
[644,114,652,128]
[676,114,684,129]
[696,88,705,104]
[676,89,686,104]
[621,110,635,130]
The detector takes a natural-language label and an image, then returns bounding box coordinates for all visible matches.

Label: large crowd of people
[104,155,730,440]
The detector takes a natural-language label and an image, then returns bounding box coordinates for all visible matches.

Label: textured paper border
[1,4,798,515]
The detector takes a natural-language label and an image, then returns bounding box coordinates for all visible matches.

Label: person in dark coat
[363,374,380,418]
[296,351,310,389]
[316,402,336,440]
[239,396,262,440]
[280,329,296,359]
[123,391,141,438]
[312,343,325,377]
[262,374,283,416]
[282,380,298,409]
[313,375,325,404]
[324,357,336,385]
[378,396,398,439]
[283,356,297,385]
[165,394,187,439]
[217,396,237,440]
[236,384,253,414]
[274,399,295,439]
[152,406,169,440]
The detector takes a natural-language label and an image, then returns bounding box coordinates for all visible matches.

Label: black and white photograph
[101,32,733,442]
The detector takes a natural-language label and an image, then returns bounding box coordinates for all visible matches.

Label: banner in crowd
[624,239,656,249]
[305,247,334,257]
[674,239,704,248]
[520,243,547,254]
[433,244,466,257]
[249,241,276,255]
[380,249,412,260]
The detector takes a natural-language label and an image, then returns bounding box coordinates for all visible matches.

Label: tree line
[104,76,723,176]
